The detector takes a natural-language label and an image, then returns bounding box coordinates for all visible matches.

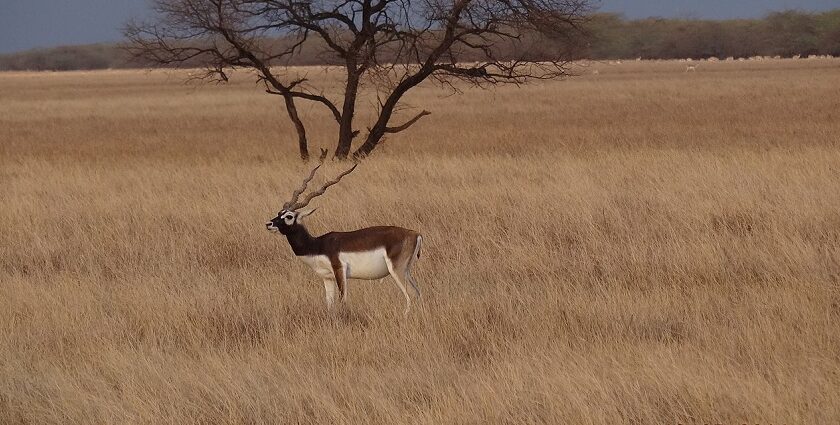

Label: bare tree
[125,0,591,160]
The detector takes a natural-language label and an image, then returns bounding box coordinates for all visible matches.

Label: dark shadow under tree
[125,0,590,160]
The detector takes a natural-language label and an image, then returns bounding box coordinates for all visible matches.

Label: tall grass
[1,59,839,423]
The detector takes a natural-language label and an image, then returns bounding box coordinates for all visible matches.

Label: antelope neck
[284,225,322,257]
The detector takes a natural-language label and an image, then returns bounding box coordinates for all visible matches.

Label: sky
[0,0,838,54]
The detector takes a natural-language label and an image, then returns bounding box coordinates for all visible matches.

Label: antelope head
[266,149,358,235]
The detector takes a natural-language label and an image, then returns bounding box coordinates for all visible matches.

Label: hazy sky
[1,0,837,54]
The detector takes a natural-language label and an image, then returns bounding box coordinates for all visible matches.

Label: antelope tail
[415,235,422,259]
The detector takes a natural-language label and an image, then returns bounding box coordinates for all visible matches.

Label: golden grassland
[1,59,839,424]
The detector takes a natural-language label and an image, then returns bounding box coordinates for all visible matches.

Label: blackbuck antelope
[266,152,422,314]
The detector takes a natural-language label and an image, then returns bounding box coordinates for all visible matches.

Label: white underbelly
[340,249,389,280]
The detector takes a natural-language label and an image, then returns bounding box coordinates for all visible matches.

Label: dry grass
[1,59,840,424]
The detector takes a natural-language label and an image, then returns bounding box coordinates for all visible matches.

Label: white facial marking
[339,248,389,280]
[281,211,296,225]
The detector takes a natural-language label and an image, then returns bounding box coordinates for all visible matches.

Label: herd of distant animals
[588,54,836,75]
[266,150,422,315]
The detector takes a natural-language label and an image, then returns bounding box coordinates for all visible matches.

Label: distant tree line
[0,44,125,71]
[2,9,838,71]
[587,10,840,59]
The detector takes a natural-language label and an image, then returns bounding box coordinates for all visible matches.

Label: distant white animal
[685,65,697,72]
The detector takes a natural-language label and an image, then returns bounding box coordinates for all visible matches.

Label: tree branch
[266,89,342,123]
[384,110,431,134]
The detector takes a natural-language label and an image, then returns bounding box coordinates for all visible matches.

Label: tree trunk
[353,127,386,159]
[282,93,309,161]
[352,71,429,159]
[334,70,361,160]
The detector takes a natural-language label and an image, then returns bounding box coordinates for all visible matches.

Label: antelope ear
[296,208,317,222]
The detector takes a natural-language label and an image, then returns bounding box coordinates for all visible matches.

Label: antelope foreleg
[322,278,338,308]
